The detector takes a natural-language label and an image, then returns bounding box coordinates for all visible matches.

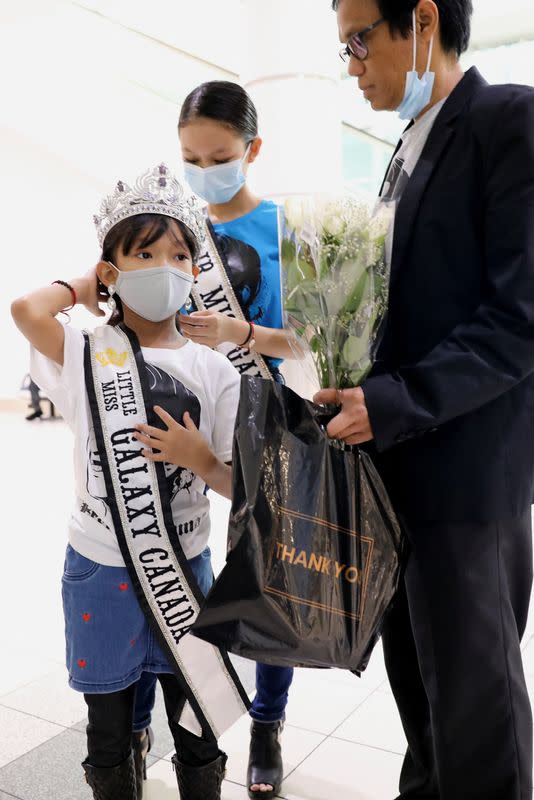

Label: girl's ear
[192,265,200,279]
[96,260,115,287]
[247,137,263,165]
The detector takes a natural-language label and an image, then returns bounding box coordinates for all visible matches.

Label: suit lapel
[390,125,454,287]
[388,67,488,288]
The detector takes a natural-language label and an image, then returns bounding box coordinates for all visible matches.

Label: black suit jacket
[363,67,534,522]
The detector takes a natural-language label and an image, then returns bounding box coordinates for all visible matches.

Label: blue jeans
[63,545,214,695]
[249,663,294,723]
[134,663,294,731]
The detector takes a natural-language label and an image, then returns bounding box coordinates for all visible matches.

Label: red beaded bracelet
[53,280,77,311]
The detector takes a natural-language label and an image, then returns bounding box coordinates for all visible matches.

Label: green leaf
[285,281,325,326]
[348,366,370,387]
[342,334,368,367]
[341,268,371,316]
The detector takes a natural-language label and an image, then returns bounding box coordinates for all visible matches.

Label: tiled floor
[1,408,534,799]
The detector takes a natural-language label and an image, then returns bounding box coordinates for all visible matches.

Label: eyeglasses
[339,18,385,62]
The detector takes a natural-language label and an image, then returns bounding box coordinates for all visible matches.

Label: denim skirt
[62,544,214,693]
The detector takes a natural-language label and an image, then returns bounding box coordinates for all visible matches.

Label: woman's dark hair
[331,0,473,56]
[101,213,196,326]
[179,81,258,142]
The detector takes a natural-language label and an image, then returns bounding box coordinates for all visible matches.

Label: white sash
[192,221,273,381]
[83,324,249,741]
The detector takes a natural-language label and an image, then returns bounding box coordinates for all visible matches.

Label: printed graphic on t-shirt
[381,102,446,207]
[145,362,201,501]
[84,434,111,529]
[197,234,264,324]
[220,234,264,323]
[381,155,410,204]
[81,362,201,533]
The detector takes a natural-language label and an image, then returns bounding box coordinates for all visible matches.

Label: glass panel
[342,125,393,197]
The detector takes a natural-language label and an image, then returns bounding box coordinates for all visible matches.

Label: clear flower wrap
[280,195,392,390]
[190,199,403,673]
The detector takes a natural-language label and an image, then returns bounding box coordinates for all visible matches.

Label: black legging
[85,673,219,768]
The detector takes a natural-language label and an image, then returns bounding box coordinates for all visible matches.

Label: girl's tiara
[93,163,206,260]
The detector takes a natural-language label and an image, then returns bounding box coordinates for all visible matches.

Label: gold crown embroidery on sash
[95,348,128,368]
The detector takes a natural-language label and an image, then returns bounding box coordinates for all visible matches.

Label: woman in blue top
[132,81,295,800]
[179,86,295,382]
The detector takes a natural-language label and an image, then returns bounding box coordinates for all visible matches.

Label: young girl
[182,81,297,800]
[131,81,296,800]
[11,164,249,800]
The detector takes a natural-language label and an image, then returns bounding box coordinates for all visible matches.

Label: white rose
[284,197,306,230]
[322,212,345,238]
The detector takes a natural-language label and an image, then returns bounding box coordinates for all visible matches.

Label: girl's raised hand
[75,265,107,317]
[134,406,216,475]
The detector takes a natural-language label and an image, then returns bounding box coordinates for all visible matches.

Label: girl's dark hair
[101,213,196,326]
[331,0,472,57]
[178,81,258,142]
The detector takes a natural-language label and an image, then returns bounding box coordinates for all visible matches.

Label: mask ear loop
[413,8,434,76]
[425,35,434,74]
[242,142,252,165]
[412,8,417,71]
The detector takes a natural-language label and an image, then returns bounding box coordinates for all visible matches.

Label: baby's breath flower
[281,195,392,390]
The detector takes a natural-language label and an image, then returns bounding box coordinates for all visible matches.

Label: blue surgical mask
[183,144,251,205]
[396,11,435,121]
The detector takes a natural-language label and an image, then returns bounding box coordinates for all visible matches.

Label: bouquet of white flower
[191,197,403,673]
[281,195,391,390]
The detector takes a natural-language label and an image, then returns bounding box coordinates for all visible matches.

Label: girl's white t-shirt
[30,324,241,567]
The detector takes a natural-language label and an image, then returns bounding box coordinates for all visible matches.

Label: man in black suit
[316,1,534,797]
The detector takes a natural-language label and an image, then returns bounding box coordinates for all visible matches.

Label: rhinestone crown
[93,163,205,260]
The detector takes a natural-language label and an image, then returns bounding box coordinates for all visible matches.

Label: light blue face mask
[396,11,435,121]
[183,144,251,205]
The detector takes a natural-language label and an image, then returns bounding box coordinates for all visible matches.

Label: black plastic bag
[192,377,404,672]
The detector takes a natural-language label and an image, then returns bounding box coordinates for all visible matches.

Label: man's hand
[134,406,216,474]
[313,387,374,445]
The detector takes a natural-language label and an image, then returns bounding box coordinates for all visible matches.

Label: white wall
[3,0,454,397]
[242,0,343,198]
[1,0,238,397]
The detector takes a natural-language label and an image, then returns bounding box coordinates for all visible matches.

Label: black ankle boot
[132,727,153,799]
[171,751,227,800]
[82,752,137,799]
[247,720,283,800]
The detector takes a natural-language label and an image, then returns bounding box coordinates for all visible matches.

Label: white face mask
[183,144,251,205]
[109,263,194,322]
